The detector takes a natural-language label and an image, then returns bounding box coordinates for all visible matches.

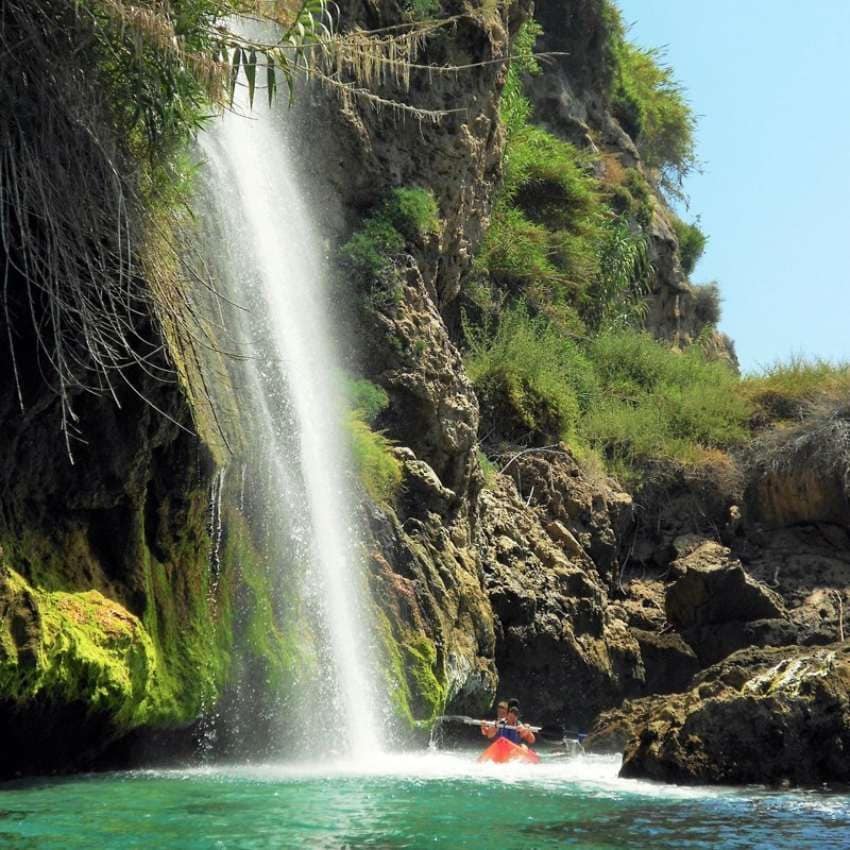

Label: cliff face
[310,0,849,785]
[1,0,848,784]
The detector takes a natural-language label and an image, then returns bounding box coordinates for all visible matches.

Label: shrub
[672,217,707,276]
[691,282,721,326]
[580,219,650,333]
[465,303,598,441]
[340,218,406,279]
[503,127,600,226]
[739,357,850,425]
[580,331,749,479]
[500,20,543,137]
[478,205,565,292]
[607,166,655,228]
[606,5,697,199]
[340,187,439,285]
[404,0,441,19]
[384,187,440,241]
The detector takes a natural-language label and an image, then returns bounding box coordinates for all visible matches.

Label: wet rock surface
[613,643,850,786]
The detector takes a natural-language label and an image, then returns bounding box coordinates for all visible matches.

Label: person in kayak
[506,702,536,746]
[481,699,536,746]
[480,700,509,739]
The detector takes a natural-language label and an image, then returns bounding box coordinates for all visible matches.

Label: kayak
[478,737,541,765]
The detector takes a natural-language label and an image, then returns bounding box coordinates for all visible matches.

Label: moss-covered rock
[0,565,161,727]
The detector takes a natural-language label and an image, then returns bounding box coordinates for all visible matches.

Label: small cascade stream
[196,46,381,759]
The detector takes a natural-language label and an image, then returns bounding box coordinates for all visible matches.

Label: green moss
[375,608,445,731]
[345,378,390,424]
[478,449,498,489]
[220,506,316,697]
[136,488,233,723]
[348,417,403,504]
[343,377,402,504]
[0,566,163,728]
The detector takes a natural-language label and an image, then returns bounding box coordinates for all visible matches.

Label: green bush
[478,205,565,292]
[580,220,650,333]
[465,303,598,440]
[340,218,406,279]
[384,187,440,241]
[500,20,543,137]
[580,331,749,477]
[340,187,439,283]
[606,5,697,198]
[672,216,707,276]
[607,167,654,228]
[739,357,850,425]
[403,0,441,19]
[503,127,600,227]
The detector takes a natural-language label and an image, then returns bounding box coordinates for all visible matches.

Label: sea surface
[1,751,849,849]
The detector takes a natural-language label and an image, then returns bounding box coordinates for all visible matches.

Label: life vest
[495,725,522,745]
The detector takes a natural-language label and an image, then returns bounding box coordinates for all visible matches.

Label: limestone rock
[617,643,850,786]
[632,629,700,695]
[501,446,633,579]
[476,477,643,729]
[666,542,786,628]
[366,260,480,495]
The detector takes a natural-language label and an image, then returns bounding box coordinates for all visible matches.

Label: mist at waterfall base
[5,753,850,849]
[195,54,382,761]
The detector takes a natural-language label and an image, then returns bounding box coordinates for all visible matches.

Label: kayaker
[480,700,509,739]
[505,702,536,746]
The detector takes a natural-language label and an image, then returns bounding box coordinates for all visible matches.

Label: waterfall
[197,62,381,760]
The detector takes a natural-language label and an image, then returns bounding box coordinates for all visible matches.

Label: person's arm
[520,725,536,744]
[481,722,496,738]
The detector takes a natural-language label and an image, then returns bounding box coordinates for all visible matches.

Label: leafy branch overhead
[0,0,501,456]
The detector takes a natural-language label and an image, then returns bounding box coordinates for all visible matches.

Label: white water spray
[198,62,380,759]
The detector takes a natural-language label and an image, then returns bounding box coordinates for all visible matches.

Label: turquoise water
[2,753,849,849]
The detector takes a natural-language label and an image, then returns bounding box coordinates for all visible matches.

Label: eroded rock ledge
[589,643,850,786]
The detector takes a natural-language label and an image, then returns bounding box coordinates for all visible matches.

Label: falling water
[197,53,380,759]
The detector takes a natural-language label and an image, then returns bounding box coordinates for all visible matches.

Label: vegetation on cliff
[346,379,404,503]
[462,15,745,483]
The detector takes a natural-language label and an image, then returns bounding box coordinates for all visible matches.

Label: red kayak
[478,737,541,765]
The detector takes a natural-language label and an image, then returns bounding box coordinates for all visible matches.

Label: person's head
[496,700,508,721]
[506,700,520,724]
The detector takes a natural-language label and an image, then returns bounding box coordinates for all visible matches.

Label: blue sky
[616,0,850,373]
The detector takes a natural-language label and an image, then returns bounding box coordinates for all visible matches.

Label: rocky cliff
[1,0,848,786]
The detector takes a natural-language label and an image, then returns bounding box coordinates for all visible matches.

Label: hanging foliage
[1,0,506,455]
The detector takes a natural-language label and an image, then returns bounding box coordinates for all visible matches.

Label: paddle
[436,715,587,741]
[436,714,542,733]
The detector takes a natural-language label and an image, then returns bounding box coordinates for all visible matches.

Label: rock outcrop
[477,477,643,728]
[612,643,850,786]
